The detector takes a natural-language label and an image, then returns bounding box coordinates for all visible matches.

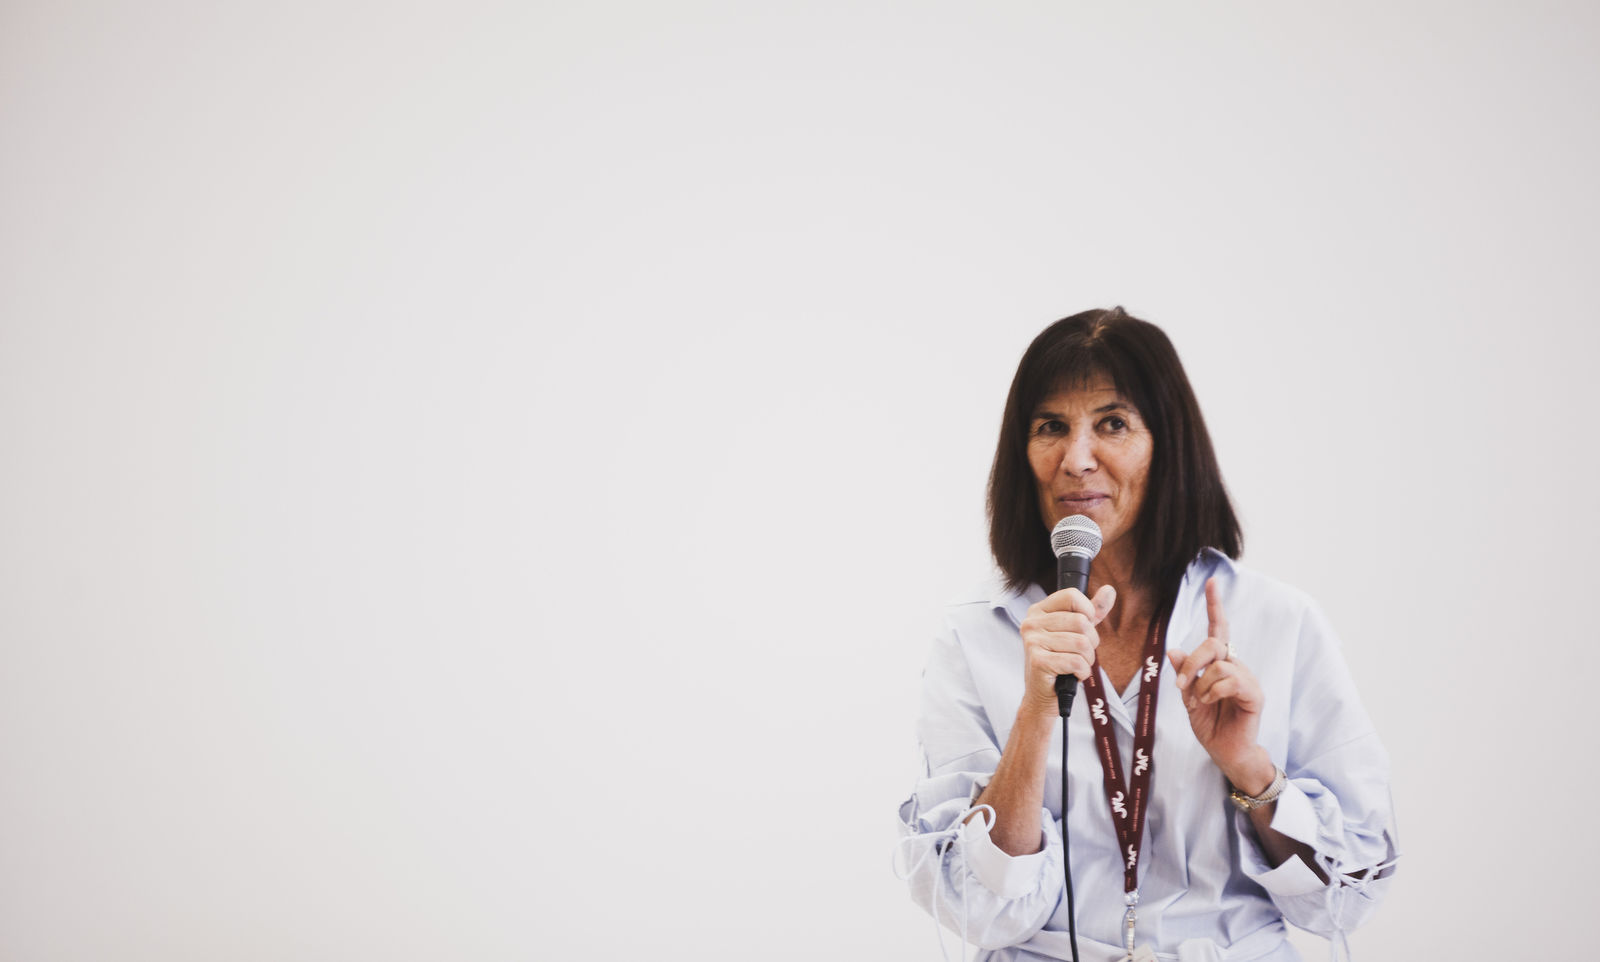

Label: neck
[1087,538,1151,636]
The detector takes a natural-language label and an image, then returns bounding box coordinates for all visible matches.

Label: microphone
[1050,515,1103,716]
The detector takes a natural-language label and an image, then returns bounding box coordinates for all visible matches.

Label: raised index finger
[1205,577,1229,642]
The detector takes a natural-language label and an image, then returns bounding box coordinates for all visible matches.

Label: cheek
[1113,445,1152,497]
[1128,451,1154,501]
[1026,445,1055,484]
[1027,449,1056,512]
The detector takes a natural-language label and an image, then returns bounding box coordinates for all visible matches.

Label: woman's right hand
[1018,585,1117,718]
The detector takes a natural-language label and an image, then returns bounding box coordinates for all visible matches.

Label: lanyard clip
[1122,889,1140,953]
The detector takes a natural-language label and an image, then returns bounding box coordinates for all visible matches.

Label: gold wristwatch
[1228,766,1288,812]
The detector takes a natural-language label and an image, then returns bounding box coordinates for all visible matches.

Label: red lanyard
[1077,612,1168,895]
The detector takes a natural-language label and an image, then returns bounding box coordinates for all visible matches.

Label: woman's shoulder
[1186,549,1315,612]
[944,571,1038,616]
[1182,550,1342,654]
[933,571,1039,646]
[1177,550,1324,633]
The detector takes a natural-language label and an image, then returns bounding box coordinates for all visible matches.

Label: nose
[1060,431,1098,476]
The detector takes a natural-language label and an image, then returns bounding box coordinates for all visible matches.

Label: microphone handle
[1054,553,1092,716]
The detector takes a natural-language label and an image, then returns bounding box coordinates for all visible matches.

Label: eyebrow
[1032,401,1135,419]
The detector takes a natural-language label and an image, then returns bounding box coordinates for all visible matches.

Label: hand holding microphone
[1017,516,1116,719]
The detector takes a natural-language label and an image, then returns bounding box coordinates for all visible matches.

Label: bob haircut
[987,306,1242,596]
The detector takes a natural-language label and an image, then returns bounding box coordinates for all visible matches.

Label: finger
[1200,676,1241,705]
[1022,617,1096,654]
[1188,658,1235,702]
[1033,631,1096,656]
[1091,584,1117,625]
[1167,650,1186,674]
[1201,672,1258,706]
[1206,577,1229,643]
[1176,637,1226,690]
[1211,664,1262,710]
[1031,610,1095,636]
[1024,592,1075,620]
[1038,651,1094,681]
[1043,587,1096,619]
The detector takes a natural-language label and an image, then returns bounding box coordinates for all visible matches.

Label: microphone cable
[1060,712,1080,962]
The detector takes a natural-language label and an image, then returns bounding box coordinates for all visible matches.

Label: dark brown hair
[987,306,1242,594]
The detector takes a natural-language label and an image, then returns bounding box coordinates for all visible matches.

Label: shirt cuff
[1236,782,1327,897]
[1264,780,1318,849]
[959,814,1051,899]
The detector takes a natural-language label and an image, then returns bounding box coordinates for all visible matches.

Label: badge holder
[1122,890,1154,962]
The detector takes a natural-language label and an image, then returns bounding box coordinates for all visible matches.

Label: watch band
[1228,766,1287,812]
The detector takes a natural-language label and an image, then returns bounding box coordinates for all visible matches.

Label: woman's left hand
[1167,577,1274,793]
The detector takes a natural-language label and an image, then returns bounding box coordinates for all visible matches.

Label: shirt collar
[989,578,1044,629]
[988,548,1237,631]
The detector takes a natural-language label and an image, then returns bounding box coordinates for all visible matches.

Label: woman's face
[1027,373,1154,552]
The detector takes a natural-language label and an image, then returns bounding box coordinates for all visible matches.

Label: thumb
[1167,650,1186,671]
[1091,584,1117,624]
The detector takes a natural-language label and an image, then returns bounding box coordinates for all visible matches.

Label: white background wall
[2,2,1596,960]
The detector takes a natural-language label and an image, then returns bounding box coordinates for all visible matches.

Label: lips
[1057,493,1109,506]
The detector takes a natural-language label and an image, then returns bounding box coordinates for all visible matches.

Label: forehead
[1033,373,1131,413]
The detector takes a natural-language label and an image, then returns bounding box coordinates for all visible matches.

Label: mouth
[1056,494,1109,510]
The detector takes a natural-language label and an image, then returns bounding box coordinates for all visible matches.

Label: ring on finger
[1226,641,1238,662]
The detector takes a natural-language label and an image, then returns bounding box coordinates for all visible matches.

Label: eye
[1099,415,1129,432]
[1034,419,1067,436]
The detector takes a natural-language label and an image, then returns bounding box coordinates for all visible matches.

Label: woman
[896,308,1398,962]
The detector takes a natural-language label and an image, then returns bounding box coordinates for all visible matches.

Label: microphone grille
[1050,515,1103,559]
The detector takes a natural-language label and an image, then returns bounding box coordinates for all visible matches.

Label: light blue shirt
[896,550,1398,962]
